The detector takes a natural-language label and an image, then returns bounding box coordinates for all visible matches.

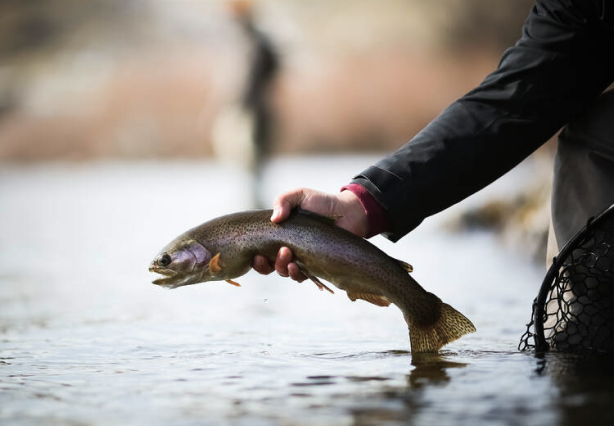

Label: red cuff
[341,183,389,238]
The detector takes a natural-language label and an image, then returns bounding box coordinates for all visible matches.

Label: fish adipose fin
[347,291,391,307]
[409,303,476,353]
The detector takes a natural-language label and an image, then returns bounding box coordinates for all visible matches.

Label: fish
[149,209,476,353]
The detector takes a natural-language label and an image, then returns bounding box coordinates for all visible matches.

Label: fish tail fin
[409,302,476,353]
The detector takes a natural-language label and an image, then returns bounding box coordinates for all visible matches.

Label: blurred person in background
[252,0,613,285]
[212,0,279,208]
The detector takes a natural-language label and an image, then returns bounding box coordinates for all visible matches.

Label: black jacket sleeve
[351,0,614,242]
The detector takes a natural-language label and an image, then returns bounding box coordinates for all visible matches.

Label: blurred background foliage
[0,0,535,161]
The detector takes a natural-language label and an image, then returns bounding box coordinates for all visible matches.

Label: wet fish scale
[150,209,476,352]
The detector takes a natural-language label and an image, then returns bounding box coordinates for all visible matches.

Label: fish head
[149,239,212,289]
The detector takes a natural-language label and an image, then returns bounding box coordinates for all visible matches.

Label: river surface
[0,157,612,426]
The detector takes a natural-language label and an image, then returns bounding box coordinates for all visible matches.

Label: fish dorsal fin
[295,208,342,226]
[395,259,413,273]
[346,291,391,307]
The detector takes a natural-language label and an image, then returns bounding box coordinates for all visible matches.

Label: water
[0,157,612,426]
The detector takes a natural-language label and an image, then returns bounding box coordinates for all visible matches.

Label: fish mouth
[149,266,199,289]
[149,266,181,288]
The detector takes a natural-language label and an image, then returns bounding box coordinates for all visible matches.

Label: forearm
[351,0,614,242]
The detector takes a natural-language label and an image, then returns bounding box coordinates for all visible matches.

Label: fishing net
[519,204,614,354]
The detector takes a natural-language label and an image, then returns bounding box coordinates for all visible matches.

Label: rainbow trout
[149,209,476,352]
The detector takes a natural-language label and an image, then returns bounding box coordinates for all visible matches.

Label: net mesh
[519,204,614,354]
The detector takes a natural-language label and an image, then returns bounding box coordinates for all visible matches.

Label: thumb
[271,188,307,223]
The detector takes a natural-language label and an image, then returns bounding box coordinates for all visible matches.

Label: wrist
[340,184,389,238]
[330,190,367,237]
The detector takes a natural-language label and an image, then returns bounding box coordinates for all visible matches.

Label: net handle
[534,203,614,351]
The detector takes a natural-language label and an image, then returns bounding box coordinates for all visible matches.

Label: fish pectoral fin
[209,255,239,286]
[209,253,223,274]
[346,291,390,307]
[395,259,414,273]
[308,275,334,294]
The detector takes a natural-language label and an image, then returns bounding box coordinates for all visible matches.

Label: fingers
[252,248,307,282]
[252,255,274,275]
[271,188,307,223]
[275,247,307,282]
[287,262,307,282]
[271,187,368,237]
[274,247,293,276]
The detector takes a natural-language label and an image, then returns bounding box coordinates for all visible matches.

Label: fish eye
[159,253,172,267]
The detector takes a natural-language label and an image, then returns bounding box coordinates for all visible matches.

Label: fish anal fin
[346,291,390,307]
[396,259,414,273]
[209,253,222,274]
[408,302,476,353]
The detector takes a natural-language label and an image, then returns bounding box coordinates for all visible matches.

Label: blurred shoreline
[0,0,551,263]
[0,0,534,162]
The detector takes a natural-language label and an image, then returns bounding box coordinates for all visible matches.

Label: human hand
[252,188,368,282]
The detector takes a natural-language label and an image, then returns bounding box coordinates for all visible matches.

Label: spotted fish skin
[149,209,476,353]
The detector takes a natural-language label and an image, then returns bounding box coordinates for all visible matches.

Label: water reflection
[3,161,611,426]
[536,352,614,426]
[347,351,613,426]
[342,352,468,426]
[408,352,468,389]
